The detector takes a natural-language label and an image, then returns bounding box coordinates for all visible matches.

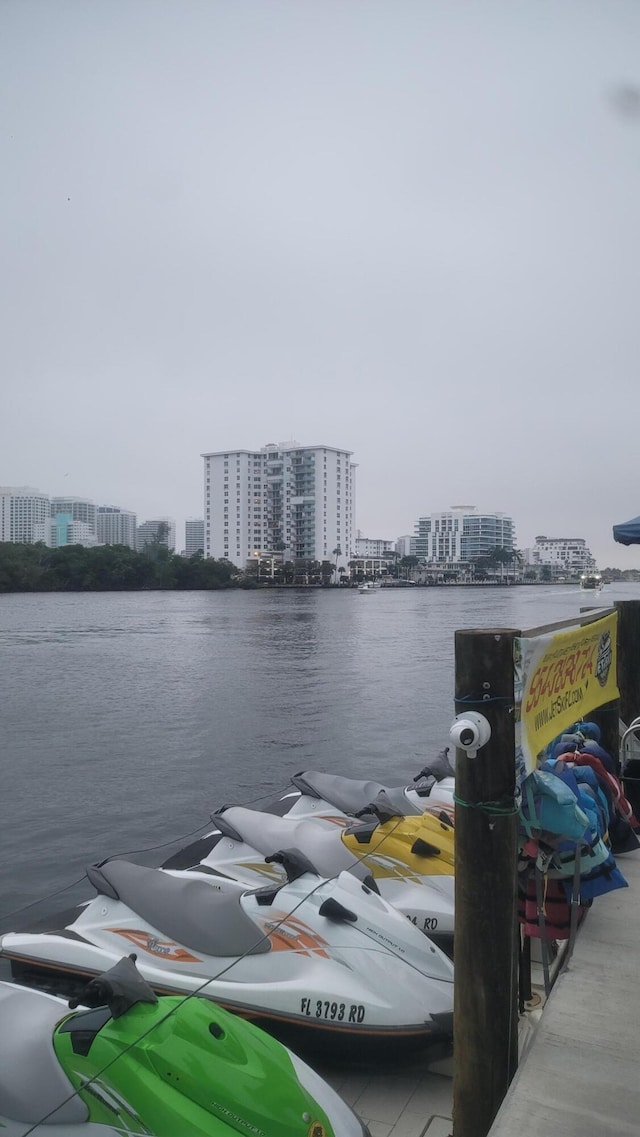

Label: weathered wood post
[453,628,520,1137]
[614,600,640,728]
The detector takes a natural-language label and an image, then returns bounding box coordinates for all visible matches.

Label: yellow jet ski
[339,797,455,881]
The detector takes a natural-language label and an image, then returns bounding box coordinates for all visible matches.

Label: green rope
[453,793,519,816]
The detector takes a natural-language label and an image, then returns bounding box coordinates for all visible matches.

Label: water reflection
[1,584,639,915]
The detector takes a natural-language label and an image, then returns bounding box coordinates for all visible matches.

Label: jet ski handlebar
[353,794,403,825]
[68,955,158,1019]
[413,747,455,783]
[264,848,320,882]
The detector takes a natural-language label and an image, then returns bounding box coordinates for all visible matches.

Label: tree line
[0,542,239,592]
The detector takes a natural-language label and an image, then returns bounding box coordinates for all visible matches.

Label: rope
[456,695,513,705]
[1,783,295,928]
[16,811,425,1136]
[453,794,518,817]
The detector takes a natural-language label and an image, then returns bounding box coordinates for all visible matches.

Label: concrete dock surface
[321,849,640,1137]
[489,848,640,1137]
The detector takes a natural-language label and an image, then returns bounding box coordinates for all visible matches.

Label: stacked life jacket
[517,753,630,940]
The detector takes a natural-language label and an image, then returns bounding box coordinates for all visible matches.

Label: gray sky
[2,0,639,565]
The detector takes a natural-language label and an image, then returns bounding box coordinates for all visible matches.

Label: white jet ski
[264,751,456,825]
[0,852,454,1049]
[162,800,455,954]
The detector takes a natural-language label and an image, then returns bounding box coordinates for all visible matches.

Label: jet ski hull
[0,867,454,1053]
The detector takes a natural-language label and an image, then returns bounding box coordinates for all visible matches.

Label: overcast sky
[2,0,639,564]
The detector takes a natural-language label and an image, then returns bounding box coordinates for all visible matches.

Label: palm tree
[509,549,524,583]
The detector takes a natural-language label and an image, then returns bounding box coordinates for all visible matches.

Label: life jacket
[559,752,639,830]
[520,761,627,901]
[518,768,590,843]
[518,873,585,941]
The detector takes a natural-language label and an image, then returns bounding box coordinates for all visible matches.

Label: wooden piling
[453,628,520,1137]
[614,600,640,729]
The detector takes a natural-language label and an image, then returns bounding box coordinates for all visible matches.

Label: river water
[2,583,638,923]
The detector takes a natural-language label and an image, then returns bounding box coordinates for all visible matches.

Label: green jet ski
[0,954,369,1137]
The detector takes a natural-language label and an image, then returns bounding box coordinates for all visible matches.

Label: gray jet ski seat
[86,861,270,957]
[291,771,419,816]
[0,983,89,1123]
[221,807,360,878]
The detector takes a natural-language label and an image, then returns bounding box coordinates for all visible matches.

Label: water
[2,583,638,923]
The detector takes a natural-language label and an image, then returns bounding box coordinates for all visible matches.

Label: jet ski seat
[0,983,89,1123]
[86,861,270,957]
[291,771,418,816]
[221,807,359,877]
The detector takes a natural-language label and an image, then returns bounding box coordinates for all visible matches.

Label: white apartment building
[395,535,415,558]
[47,515,98,548]
[50,497,97,534]
[414,507,515,563]
[0,487,50,544]
[136,518,176,552]
[529,536,595,573]
[203,441,356,570]
[185,519,205,557]
[96,506,137,549]
[354,534,395,558]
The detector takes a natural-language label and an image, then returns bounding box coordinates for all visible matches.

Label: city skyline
[0,476,611,567]
[2,4,640,573]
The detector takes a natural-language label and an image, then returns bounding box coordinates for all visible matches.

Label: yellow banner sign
[514,612,618,778]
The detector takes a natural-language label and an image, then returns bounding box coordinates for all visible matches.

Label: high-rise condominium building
[50,497,97,534]
[48,513,98,548]
[414,507,515,563]
[185,519,205,557]
[530,536,595,573]
[96,506,138,549]
[136,518,176,552]
[395,535,415,558]
[0,487,50,544]
[202,441,356,569]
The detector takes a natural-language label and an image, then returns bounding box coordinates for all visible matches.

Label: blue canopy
[613,516,640,545]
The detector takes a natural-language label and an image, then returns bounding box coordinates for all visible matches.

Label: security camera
[449,712,491,758]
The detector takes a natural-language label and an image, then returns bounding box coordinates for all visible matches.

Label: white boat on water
[580,572,603,593]
[358,582,379,593]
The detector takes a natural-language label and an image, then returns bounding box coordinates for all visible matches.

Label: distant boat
[580,572,603,593]
[358,581,379,593]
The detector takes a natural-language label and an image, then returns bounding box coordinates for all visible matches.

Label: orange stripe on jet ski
[105,928,202,963]
[258,914,330,958]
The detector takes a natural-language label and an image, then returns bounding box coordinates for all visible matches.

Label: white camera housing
[449,711,492,758]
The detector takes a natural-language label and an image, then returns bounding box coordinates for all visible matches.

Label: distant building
[529,536,595,574]
[136,518,176,552]
[0,487,50,544]
[185,519,205,557]
[50,497,96,534]
[395,535,415,558]
[414,506,515,564]
[354,534,395,558]
[47,513,98,548]
[203,441,356,570]
[96,505,137,549]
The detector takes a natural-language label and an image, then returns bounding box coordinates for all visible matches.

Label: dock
[320,848,639,1136]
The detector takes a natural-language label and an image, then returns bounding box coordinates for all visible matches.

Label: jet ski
[163,798,456,953]
[0,852,454,1050]
[0,954,370,1137]
[264,751,456,825]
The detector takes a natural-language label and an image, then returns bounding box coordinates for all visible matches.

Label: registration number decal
[300,998,365,1022]
[409,915,439,932]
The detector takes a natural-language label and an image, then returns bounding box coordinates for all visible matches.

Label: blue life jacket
[519,768,590,842]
